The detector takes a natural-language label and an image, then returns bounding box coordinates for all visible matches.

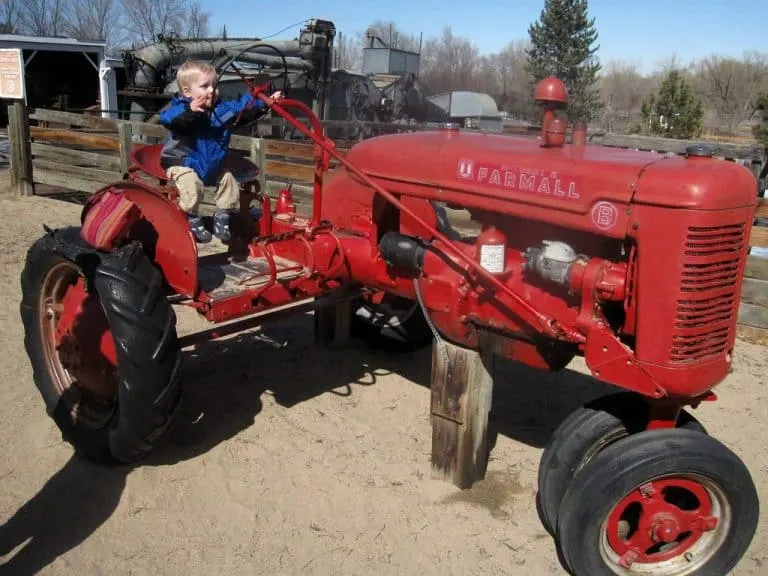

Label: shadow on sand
[0,312,613,574]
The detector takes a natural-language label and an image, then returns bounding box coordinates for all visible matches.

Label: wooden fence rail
[6,102,768,344]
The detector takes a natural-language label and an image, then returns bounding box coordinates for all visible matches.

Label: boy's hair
[176,60,217,91]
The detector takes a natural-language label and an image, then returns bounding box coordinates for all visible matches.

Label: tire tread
[19,227,182,464]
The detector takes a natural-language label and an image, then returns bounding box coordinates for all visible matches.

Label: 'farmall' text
[457,159,580,200]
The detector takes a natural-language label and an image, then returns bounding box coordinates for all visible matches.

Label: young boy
[159,60,282,243]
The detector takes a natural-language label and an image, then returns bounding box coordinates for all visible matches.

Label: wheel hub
[607,477,720,568]
[652,516,681,544]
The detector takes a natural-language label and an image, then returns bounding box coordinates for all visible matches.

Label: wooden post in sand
[313,296,352,348]
[430,334,495,489]
[2,48,32,197]
[7,100,33,197]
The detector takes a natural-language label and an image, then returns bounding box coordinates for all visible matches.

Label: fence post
[250,137,267,195]
[8,100,33,197]
[757,151,768,198]
[118,122,133,176]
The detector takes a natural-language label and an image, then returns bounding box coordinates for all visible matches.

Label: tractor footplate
[198,253,305,302]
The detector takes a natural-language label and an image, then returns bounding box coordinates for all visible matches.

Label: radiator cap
[685,144,715,158]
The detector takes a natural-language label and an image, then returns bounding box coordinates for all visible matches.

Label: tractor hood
[344,129,654,217]
[342,130,757,226]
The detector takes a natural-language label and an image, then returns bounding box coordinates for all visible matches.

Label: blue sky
[203,0,766,74]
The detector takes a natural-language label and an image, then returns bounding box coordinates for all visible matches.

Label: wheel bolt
[696,515,718,531]
[619,548,640,568]
[638,482,656,498]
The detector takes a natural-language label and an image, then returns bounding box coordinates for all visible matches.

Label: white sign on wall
[0,48,25,100]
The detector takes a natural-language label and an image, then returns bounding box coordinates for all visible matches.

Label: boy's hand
[189,92,209,112]
[270,91,283,102]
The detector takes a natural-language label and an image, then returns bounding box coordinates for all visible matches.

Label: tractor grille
[671,223,745,363]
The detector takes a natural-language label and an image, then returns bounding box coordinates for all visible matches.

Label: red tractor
[20,69,760,576]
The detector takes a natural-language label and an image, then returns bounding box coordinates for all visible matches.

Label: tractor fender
[82,180,199,298]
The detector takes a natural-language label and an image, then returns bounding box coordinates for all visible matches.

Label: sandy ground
[0,191,766,576]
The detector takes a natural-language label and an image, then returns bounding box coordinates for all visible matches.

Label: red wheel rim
[601,474,729,573]
[39,260,119,428]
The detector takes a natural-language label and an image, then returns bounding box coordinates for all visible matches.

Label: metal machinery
[119,20,460,138]
[19,45,761,576]
[120,19,337,125]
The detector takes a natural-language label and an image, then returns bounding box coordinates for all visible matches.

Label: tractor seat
[130,144,261,185]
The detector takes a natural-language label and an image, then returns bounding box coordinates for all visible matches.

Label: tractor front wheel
[556,428,759,576]
[20,227,182,464]
[537,392,707,536]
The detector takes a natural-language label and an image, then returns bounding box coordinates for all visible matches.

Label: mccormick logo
[457,158,474,180]
[456,159,580,200]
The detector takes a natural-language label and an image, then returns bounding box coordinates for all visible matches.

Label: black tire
[556,428,759,576]
[537,392,707,536]
[350,293,433,352]
[20,227,182,464]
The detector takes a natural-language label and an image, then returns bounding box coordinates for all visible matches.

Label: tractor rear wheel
[20,227,182,464]
[537,392,707,536]
[556,428,759,576]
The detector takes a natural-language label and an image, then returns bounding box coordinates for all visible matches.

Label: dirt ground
[0,191,766,576]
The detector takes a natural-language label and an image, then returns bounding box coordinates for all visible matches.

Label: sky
[202,0,767,75]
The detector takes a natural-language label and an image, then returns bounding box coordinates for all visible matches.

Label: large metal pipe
[224,52,312,70]
[127,38,311,121]
[131,39,306,87]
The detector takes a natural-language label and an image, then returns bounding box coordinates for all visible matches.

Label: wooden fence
[5,102,768,344]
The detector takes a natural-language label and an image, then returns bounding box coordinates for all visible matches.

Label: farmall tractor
[19,58,760,575]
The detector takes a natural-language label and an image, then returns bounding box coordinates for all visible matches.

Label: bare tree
[185,0,210,39]
[120,0,187,45]
[0,0,21,33]
[497,40,533,118]
[420,27,479,94]
[17,0,67,36]
[598,59,656,131]
[334,31,362,71]
[474,53,500,95]
[654,53,685,75]
[695,52,768,133]
[64,0,128,48]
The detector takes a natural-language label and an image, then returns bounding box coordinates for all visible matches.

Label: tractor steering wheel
[215,43,290,130]
[212,42,330,166]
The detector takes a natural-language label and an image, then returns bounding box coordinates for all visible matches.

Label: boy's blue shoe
[188,215,212,243]
[213,210,232,242]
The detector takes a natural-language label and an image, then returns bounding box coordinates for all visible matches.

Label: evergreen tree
[526,0,602,123]
[641,70,704,139]
[752,92,768,147]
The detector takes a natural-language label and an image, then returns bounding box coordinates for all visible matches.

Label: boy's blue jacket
[158,92,266,185]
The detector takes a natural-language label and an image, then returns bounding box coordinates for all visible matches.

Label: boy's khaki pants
[166,166,240,215]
